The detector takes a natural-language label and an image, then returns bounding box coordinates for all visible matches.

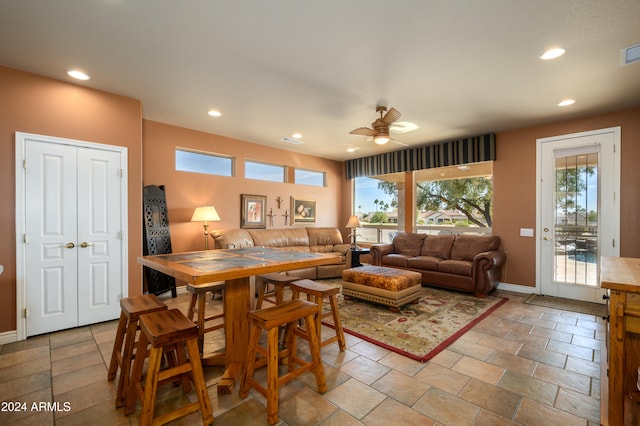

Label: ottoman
[342,265,422,310]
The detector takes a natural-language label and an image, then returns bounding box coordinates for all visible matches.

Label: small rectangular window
[245,160,286,182]
[295,168,325,187]
[176,148,233,176]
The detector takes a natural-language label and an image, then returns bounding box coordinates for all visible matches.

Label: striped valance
[344,133,496,179]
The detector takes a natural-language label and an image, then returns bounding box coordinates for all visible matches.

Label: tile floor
[0,288,604,425]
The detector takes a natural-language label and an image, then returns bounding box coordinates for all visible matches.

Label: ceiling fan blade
[349,127,376,136]
[382,107,401,125]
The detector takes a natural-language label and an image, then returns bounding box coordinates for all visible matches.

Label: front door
[19,133,126,336]
[537,128,620,302]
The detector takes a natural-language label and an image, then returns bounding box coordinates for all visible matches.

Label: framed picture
[291,196,316,224]
[241,194,267,229]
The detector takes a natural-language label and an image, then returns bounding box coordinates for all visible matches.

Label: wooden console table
[601,256,640,426]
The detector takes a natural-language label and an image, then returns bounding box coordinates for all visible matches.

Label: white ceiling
[1,1,639,161]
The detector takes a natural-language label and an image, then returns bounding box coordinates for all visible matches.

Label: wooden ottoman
[342,265,422,310]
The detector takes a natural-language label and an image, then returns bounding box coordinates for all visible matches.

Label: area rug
[319,281,508,362]
[523,293,606,317]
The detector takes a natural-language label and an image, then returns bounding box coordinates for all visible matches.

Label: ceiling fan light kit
[350,105,401,146]
[374,133,390,145]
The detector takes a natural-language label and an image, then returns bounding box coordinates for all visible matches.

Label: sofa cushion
[248,228,309,247]
[212,229,254,249]
[381,254,411,268]
[309,246,344,265]
[393,233,426,257]
[306,227,344,245]
[420,235,455,259]
[407,256,440,271]
[437,259,473,276]
[310,243,349,255]
[450,235,500,261]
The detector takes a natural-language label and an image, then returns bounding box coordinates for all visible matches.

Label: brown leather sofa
[211,227,350,279]
[370,233,506,297]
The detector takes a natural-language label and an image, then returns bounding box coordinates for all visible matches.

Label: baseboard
[497,282,535,294]
[0,330,18,345]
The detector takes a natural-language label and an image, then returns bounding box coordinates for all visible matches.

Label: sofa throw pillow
[393,233,426,256]
[420,235,456,259]
[450,235,500,261]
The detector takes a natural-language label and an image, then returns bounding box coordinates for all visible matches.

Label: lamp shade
[345,215,361,228]
[191,206,221,223]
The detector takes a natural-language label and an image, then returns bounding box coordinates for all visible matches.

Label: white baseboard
[497,282,536,294]
[0,330,18,345]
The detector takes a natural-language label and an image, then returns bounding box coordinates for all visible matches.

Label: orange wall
[142,120,347,254]
[493,107,640,287]
[0,66,144,332]
[1,64,638,334]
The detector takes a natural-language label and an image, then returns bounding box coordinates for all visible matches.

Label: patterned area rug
[320,280,508,362]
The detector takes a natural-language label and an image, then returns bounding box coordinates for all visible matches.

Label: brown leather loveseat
[370,233,506,297]
[211,227,350,279]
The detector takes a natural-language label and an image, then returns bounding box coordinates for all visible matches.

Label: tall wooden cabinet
[601,257,640,426]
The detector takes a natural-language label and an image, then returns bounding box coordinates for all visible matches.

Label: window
[415,162,493,231]
[295,168,325,187]
[245,160,286,182]
[354,176,398,223]
[175,148,233,176]
[353,176,399,243]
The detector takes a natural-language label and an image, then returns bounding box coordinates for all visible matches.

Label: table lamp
[191,206,220,250]
[345,215,362,249]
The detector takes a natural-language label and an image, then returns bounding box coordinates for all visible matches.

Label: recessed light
[540,48,566,60]
[207,110,222,117]
[346,147,360,153]
[558,99,575,107]
[292,133,302,139]
[67,70,90,80]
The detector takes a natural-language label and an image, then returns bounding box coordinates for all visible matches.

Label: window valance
[345,133,495,179]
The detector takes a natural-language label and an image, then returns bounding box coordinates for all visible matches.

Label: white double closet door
[17,133,127,337]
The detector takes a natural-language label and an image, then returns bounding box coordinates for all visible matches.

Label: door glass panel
[554,152,598,286]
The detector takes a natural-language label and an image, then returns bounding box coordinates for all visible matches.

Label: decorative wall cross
[275,196,283,209]
[282,210,290,226]
[266,208,275,226]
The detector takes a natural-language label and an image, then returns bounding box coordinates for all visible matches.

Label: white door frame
[535,127,620,298]
[15,132,129,341]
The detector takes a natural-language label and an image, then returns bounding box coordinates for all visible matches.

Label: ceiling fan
[349,105,402,145]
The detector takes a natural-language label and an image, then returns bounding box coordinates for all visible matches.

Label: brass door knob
[65,242,75,249]
[80,242,93,248]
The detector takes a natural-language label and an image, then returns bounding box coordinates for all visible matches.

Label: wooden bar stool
[125,309,213,426]
[255,272,300,309]
[290,279,346,351]
[107,294,167,408]
[186,281,226,354]
[240,299,327,425]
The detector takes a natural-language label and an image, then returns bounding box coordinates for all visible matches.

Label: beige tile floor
[0,288,603,425]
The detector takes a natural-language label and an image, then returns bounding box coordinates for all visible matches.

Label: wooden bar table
[601,256,640,426]
[138,247,337,394]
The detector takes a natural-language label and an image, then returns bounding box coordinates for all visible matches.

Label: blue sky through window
[354,176,395,214]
